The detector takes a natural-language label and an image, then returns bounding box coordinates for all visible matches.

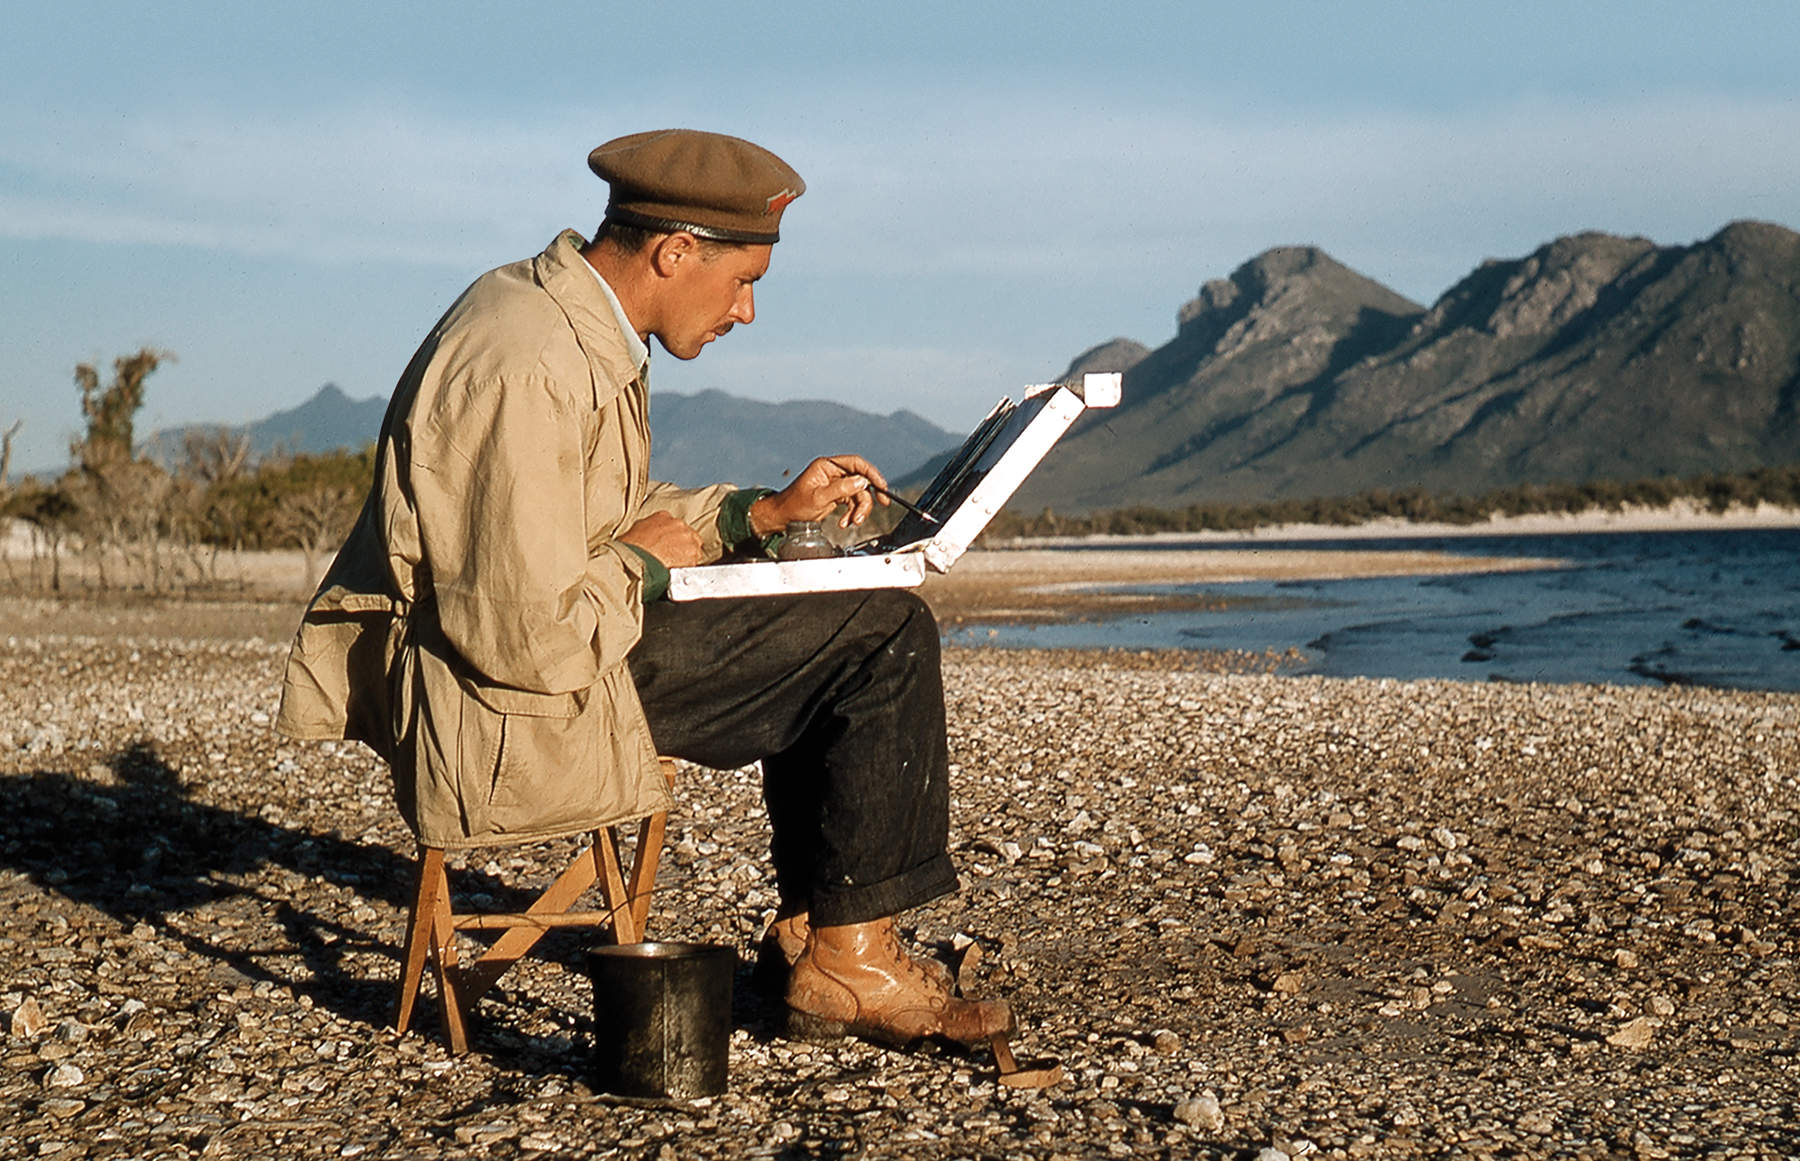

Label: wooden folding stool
[394,757,677,1054]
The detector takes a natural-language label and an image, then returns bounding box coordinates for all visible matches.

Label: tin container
[586,942,734,1099]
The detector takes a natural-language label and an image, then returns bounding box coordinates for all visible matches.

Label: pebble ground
[1,601,1797,1160]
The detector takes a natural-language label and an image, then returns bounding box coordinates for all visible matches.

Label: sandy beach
[6,502,1796,627]
[920,543,1561,627]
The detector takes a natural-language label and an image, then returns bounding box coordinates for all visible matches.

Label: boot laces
[882,927,950,1000]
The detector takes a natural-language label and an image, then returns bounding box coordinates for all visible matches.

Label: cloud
[779,89,1800,297]
[4,88,1797,303]
[14,91,1800,316]
[5,81,1797,476]
[0,99,603,265]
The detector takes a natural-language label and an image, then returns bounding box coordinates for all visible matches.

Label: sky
[3,1,1798,477]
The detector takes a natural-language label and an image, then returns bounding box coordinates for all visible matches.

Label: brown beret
[588,129,805,245]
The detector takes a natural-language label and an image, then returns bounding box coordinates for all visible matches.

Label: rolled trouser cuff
[808,852,960,927]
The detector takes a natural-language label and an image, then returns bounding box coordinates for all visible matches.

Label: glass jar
[777,520,839,560]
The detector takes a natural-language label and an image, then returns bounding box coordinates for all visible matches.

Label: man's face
[655,241,773,360]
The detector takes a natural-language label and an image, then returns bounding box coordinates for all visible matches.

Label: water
[944,528,1800,692]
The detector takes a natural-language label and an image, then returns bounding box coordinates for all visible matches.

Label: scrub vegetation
[985,465,1800,540]
[4,345,1796,595]
[0,348,370,594]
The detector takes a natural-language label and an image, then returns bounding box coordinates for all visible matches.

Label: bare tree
[178,427,255,587]
[65,347,178,591]
[181,426,251,487]
[278,483,358,591]
[0,419,20,489]
[0,420,23,586]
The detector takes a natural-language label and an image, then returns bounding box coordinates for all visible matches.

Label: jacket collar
[587,263,650,372]
[534,230,644,402]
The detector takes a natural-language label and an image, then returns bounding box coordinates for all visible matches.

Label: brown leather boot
[785,918,1015,1048]
[756,911,957,997]
[751,910,812,997]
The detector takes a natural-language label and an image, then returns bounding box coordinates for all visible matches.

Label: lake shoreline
[993,497,1800,546]
[5,501,1797,641]
[920,502,1800,628]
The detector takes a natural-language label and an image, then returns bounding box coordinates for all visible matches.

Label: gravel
[2,602,1798,1160]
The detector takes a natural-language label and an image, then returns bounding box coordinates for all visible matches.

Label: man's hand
[618,511,703,568]
[751,454,891,534]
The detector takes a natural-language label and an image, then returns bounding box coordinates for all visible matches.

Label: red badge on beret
[765,188,802,215]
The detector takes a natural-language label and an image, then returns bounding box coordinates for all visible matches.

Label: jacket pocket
[481,667,669,837]
[457,673,587,718]
[484,705,601,831]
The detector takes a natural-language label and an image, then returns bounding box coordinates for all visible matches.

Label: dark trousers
[627,588,958,926]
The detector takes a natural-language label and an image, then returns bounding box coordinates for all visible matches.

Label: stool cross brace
[394,759,675,1054]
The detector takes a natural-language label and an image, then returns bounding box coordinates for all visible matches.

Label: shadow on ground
[1,743,507,1033]
[0,742,806,1074]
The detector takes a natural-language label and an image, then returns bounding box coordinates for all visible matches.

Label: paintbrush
[828,459,941,524]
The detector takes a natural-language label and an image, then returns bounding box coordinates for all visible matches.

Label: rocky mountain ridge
[1013,220,1800,511]
[132,221,1800,514]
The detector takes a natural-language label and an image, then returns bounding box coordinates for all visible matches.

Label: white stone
[1607,1016,1658,1049]
[44,1063,84,1088]
[1172,1089,1225,1132]
[9,997,45,1040]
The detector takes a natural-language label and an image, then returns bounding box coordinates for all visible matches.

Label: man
[277,129,1012,1048]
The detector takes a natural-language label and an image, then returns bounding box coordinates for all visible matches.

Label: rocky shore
[2,600,1797,1159]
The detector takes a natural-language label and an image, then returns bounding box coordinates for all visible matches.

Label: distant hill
[245,382,391,458]
[1011,220,1800,512]
[647,390,957,488]
[144,383,958,489]
[145,383,388,465]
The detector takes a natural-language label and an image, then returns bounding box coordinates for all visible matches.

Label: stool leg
[395,765,678,1048]
[428,869,469,1054]
[395,848,446,1036]
[626,810,668,937]
[598,826,640,944]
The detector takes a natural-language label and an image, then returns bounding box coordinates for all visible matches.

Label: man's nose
[730,286,755,325]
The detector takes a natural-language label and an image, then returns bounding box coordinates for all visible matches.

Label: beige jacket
[277,230,736,847]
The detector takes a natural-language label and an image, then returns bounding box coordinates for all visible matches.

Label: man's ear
[648,231,701,278]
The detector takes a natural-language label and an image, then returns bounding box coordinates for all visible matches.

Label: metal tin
[586,941,735,1099]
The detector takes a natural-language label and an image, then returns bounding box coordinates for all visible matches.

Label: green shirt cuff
[718,487,777,552]
[622,544,670,602]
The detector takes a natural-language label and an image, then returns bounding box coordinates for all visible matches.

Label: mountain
[144,383,389,465]
[1012,221,1800,512]
[245,382,391,458]
[144,383,958,489]
[647,390,957,488]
